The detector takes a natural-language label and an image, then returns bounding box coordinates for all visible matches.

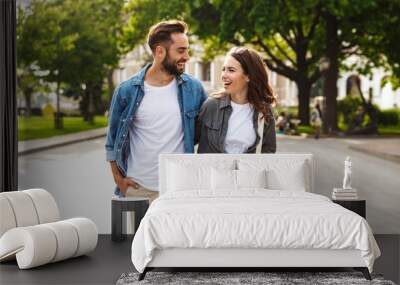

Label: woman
[196,47,276,153]
[310,103,323,139]
[276,111,288,133]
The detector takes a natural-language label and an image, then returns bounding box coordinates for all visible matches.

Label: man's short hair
[147,20,188,52]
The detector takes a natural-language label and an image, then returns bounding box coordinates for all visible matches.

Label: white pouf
[0,189,98,269]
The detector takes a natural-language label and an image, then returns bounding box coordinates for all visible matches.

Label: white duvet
[131,190,380,273]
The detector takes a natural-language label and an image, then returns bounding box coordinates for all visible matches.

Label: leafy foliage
[120,0,398,127]
[17,0,124,121]
[337,96,364,127]
[377,109,400,126]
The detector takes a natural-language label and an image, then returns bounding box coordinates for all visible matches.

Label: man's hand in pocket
[116,177,139,195]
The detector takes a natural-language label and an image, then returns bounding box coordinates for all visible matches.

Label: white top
[224,101,256,153]
[127,78,185,191]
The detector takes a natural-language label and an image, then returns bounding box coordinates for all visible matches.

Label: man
[106,20,207,202]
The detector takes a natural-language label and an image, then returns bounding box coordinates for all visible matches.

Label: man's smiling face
[161,33,190,76]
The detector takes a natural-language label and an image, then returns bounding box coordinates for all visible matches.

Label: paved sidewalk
[18,127,107,155]
[278,134,400,163]
[19,128,400,163]
[345,138,400,163]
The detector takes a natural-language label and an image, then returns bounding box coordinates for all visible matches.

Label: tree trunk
[294,37,311,125]
[23,87,33,117]
[107,69,114,102]
[54,79,63,129]
[296,80,312,125]
[83,82,95,124]
[323,12,339,133]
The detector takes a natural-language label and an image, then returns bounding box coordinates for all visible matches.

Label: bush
[42,104,54,118]
[377,109,399,126]
[61,109,81,117]
[275,106,298,118]
[337,96,364,126]
[337,96,385,131]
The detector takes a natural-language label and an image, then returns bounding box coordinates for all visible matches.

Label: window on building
[201,62,211,82]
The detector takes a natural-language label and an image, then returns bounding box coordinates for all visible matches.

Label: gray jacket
[196,95,276,153]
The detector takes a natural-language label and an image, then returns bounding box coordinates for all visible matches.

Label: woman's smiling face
[221,55,249,95]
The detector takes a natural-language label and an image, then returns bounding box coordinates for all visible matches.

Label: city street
[18,136,400,234]
[277,135,400,234]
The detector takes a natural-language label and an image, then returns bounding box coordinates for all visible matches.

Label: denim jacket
[196,95,276,153]
[105,64,207,194]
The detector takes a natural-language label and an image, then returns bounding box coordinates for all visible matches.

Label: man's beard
[162,54,185,76]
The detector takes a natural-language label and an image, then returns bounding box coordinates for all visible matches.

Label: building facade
[113,46,399,110]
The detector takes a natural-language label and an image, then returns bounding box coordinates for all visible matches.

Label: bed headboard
[159,153,315,195]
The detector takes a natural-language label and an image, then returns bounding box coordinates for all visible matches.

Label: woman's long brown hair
[215,47,276,122]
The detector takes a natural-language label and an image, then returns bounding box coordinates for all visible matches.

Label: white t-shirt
[224,101,256,154]
[126,78,184,191]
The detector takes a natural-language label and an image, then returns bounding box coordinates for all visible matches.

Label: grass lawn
[297,125,314,135]
[18,116,108,141]
[378,125,400,135]
[297,124,400,136]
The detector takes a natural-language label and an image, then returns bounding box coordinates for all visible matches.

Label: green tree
[15,65,38,117]
[319,1,380,133]
[17,0,79,128]
[59,0,124,123]
[357,0,400,90]
[123,0,325,125]
[192,0,390,131]
[320,0,400,133]
[122,0,399,130]
[16,6,35,117]
[16,2,54,117]
[17,0,124,126]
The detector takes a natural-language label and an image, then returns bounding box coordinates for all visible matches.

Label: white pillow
[266,162,307,191]
[167,159,236,192]
[167,162,211,191]
[236,169,267,189]
[211,168,236,190]
[237,159,310,192]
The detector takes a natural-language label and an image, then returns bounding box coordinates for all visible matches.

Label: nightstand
[332,199,366,218]
[111,197,149,242]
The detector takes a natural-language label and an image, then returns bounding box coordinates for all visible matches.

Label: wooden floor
[0,235,133,285]
[0,235,398,285]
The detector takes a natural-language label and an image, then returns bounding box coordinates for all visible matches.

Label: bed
[131,154,380,280]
